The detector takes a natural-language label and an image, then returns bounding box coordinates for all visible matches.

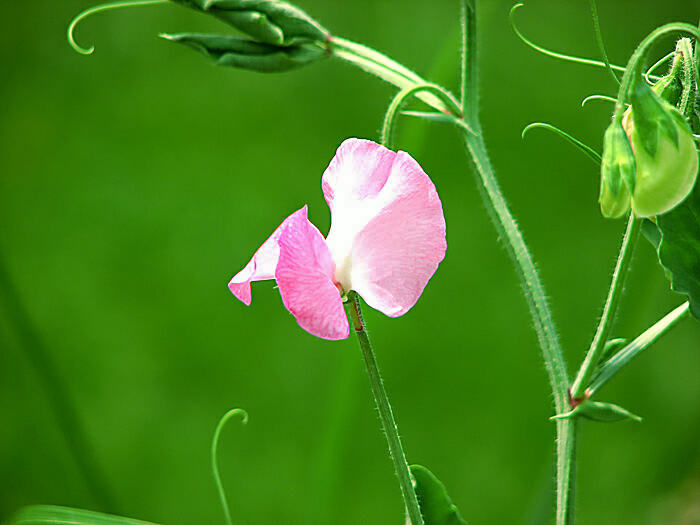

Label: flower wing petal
[326,143,446,316]
[276,207,349,340]
[228,207,307,305]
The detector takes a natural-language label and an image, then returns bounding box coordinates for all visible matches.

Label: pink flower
[229,138,447,340]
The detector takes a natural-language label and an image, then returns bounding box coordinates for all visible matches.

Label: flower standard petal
[276,207,350,340]
[228,207,308,305]
[323,139,397,266]
[322,139,446,316]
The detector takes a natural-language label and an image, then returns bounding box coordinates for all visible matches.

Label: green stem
[346,292,424,525]
[460,0,477,124]
[589,302,690,394]
[337,3,572,519]
[0,253,118,513]
[461,130,570,412]
[571,215,641,398]
[462,128,575,525]
[555,419,577,525]
[459,3,573,522]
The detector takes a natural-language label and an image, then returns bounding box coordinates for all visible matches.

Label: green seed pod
[160,33,326,72]
[599,121,635,218]
[169,0,330,46]
[624,82,699,217]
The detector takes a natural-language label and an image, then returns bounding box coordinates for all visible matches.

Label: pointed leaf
[576,400,642,423]
[410,465,469,525]
[646,178,700,320]
[6,505,160,525]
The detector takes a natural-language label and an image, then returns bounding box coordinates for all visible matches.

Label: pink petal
[322,139,446,317]
[228,207,308,305]
[276,207,349,340]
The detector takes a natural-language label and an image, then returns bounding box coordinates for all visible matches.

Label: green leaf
[645,178,700,320]
[5,505,161,525]
[410,465,469,525]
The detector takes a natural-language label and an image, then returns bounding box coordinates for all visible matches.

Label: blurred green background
[2,1,700,524]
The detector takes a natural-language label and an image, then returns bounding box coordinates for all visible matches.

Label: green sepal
[5,505,160,525]
[630,80,680,156]
[410,465,469,525]
[160,33,326,72]
[690,108,700,135]
[599,121,635,218]
[551,400,641,423]
[643,177,700,320]
[652,73,683,106]
[168,0,330,46]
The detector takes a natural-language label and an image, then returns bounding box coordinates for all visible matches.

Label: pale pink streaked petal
[276,207,349,340]
[323,140,446,316]
[228,207,308,305]
[322,139,396,265]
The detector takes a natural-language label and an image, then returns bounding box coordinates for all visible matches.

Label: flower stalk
[346,292,424,525]
[571,214,641,398]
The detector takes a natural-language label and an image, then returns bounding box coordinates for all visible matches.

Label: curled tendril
[212,408,249,525]
[522,122,601,165]
[581,94,619,106]
[589,0,619,85]
[68,0,169,55]
[380,83,466,150]
[510,4,629,72]
[644,51,675,84]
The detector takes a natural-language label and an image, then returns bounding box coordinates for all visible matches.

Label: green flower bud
[624,81,699,217]
[169,0,330,47]
[599,121,635,218]
[160,33,326,72]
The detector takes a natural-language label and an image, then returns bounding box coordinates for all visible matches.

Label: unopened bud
[599,121,635,218]
[625,81,698,217]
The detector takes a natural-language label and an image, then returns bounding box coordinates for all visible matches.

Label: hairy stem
[460,2,572,523]
[346,292,423,525]
[571,215,641,398]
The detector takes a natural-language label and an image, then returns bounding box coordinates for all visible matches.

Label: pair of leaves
[552,400,642,423]
[163,0,330,73]
[167,0,329,46]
